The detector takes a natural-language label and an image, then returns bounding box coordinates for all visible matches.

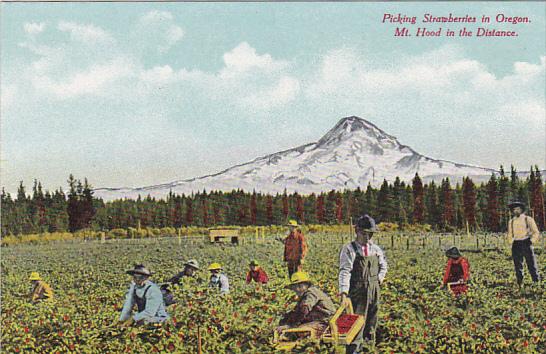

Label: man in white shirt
[339,215,387,353]
[507,201,541,287]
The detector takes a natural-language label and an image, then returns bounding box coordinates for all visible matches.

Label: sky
[1,2,545,194]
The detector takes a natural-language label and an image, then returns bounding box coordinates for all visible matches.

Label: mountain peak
[316,116,398,147]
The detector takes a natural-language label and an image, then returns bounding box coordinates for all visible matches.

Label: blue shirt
[119,280,169,322]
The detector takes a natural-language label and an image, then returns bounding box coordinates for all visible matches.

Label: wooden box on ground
[322,302,365,345]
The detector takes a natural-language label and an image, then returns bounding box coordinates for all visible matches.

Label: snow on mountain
[94,116,499,200]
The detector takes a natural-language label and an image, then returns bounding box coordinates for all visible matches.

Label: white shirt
[338,240,388,294]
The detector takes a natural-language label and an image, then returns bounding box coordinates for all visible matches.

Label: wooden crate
[322,301,365,345]
[208,227,241,244]
[273,327,318,352]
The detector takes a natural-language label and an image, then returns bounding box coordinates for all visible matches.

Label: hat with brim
[445,246,462,258]
[355,215,378,232]
[286,220,299,227]
[249,260,259,267]
[183,260,200,270]
[29,272,41,281]
[284,271,313,288]
[508,201,526,211]
[126,265,152,276]
[208,263,222,271]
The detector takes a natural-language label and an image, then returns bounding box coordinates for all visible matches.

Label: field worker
[275,271,336,336]
[441,247,470,296]
[29,272,53,303]
[167,259,200,286]
[208,263,229,294]
[119,265,169,326]
[507,201,541,287]
[246,260,269,284]
[283,220,308,278]
[339,215,387,353]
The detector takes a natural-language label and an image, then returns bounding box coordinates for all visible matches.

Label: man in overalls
[339,215,387,353]
[507,201,541,287]
[119,265,169,326]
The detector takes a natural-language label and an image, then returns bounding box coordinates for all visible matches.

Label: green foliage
[1,234,544,353]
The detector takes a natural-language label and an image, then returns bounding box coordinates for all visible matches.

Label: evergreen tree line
[2,166,544,236]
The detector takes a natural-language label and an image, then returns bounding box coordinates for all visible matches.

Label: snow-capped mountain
[95,116,498,200]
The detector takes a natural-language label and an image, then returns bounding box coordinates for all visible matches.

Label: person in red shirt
[282,220,308,278]
[441,246,470,296]
[246,260,269,284]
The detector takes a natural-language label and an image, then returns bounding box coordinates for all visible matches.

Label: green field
[1,233,545,353]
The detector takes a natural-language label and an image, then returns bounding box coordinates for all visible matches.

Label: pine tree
[202,197,209,226]
[485,175,500,232]
[295,193,304,223]
[412,173,425,224]
[335,192,343,224]
[282,190,289,222]
[440,178,455,230]
[250,192,257,225]
[462,177,477,231]
[316,194,325,224]
[185,198,193,225]
[377,180,393,223]
[265,195,273,225]
[498,166,510,230]
[530,166,545,230]
[425,182,441,228]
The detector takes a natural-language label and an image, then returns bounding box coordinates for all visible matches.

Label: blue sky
[1,2,545,193]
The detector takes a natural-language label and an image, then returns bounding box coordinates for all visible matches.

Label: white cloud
[24,22,46,36]
[136,11,184,54]
[139,10,174,25]
[221,42,287,77]
[1,84,16,111]
[239,76,300,110]
[32,58,134,99]
[140,65,175,83]
[58,21,114,44]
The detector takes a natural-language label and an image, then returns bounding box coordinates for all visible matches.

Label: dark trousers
[286,261,301,278]
[346,282,380,354]
[512,239,540,284]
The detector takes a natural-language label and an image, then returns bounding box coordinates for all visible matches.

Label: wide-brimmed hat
[249,260,259,267]
[29,272,41,281]
[126,264,153,276]
[183,259,200,270]
[285,271,312,288]
[508,201,526,211]
[286,220,299,227]
[355,215,378,232]
[208,263,222,271]
[445,246,462,258]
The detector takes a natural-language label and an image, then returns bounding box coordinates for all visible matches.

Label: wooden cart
[273,301,365,351]
[208,227,241,245]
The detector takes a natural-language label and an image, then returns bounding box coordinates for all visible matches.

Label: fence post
[406,236,410,250]
[391,234,394,249]
[475,233,479,250]
[438,235,441,248]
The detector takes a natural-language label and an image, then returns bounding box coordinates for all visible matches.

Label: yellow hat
[285,271,312,288]
[208,263,222,271]
[29,272,41,281]
[286,220,299,227]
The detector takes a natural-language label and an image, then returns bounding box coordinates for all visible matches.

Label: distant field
[1,233,545,353]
